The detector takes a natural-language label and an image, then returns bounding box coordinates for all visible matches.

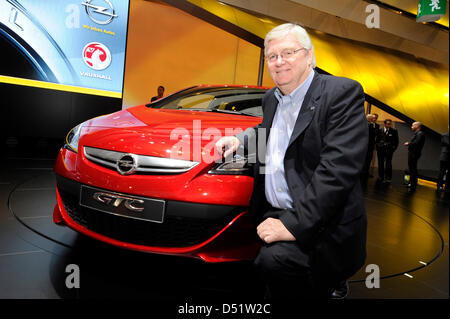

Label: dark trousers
[408,153,419,190]
[437,160,449,192]
[377,148,394,180]
[362,145,375,175]
[254,241,335,299]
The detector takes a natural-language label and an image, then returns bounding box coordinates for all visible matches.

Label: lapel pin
[309,106,315,111]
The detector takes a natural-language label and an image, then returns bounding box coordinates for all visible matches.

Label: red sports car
[53,85,267,262]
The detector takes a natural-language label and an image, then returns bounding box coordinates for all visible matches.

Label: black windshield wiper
[202,109,258,117]
[164,108,259,117]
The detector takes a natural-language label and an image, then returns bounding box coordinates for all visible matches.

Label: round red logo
[82,42,112,70]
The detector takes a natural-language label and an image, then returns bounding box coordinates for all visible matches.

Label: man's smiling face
[266,33,313,95]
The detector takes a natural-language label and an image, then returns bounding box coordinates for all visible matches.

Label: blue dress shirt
[265,70,314,209]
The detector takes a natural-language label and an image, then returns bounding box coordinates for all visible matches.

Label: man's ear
[307,48,314,67]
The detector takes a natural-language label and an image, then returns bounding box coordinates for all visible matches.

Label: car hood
[79,105,261,161]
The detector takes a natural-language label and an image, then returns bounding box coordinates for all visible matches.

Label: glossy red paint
[81,105,261,161]
[55,107,261,206]
[54,186,260,261]
[54,148,255,206]
[53,203,64,225]
[54,85,266,262]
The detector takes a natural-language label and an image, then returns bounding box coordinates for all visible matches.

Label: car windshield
[148,87,266,117]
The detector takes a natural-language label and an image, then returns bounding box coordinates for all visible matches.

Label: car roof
[195,84,270,90]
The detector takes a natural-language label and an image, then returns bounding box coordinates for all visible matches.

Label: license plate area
[80,185,165,223]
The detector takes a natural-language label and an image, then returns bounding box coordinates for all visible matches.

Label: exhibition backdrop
[0,0,445,175]
[122,0,274,108]
[0,0,130,98]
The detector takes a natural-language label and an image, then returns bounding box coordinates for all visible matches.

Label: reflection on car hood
[79,105,261,161]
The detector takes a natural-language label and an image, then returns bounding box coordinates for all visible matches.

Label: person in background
[437,130,449,197]
[370,113,379,176]
[362,114,379,178]
[376,119,398,183]
[151,85,165,102]
[403,122,425,193]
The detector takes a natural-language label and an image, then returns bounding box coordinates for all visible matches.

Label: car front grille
[83,146,199,175]
[58,188,235,248]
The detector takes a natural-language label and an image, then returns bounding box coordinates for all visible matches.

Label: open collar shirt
[265,70,314,209]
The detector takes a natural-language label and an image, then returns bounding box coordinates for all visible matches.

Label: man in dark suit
[403,122,425,192]
[437,131,449,196]
[376,119,399,183]
[362,114,380,177]
[215,23,367,299]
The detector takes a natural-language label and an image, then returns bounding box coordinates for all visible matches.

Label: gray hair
[264,23,316,68]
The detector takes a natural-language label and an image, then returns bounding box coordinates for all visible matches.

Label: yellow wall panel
[123,0,261,107]
[234,39,260,85]
[262,63,275,88]
[197,0,238,25]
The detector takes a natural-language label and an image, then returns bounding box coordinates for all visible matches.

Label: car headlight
[208,154,255,175]
[64,123,83,153]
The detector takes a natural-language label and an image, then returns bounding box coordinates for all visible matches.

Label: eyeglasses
[266,48,306,63]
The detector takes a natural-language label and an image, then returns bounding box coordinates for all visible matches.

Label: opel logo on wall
[117,154,137,175]
[82,0,118,25]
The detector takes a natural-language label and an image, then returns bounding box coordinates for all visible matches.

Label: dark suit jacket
[440,132,449,162]
[368,122,379,150]
[376,127,399,152]
[408,130,425,158]
[236,71,368,281]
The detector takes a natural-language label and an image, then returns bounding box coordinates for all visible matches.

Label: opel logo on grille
[117,154,137,175]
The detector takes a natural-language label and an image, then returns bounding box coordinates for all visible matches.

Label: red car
[53,85,267,262]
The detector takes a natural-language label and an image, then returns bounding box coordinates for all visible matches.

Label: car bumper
[54,174,260,262]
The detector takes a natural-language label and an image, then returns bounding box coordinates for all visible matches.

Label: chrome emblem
[93,192,144,212]
[116,154,137,175]
[81,0,118,25]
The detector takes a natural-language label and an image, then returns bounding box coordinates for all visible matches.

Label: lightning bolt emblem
[81,0,118,24]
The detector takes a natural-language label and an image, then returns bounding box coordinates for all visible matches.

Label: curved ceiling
[180,0,449,134]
